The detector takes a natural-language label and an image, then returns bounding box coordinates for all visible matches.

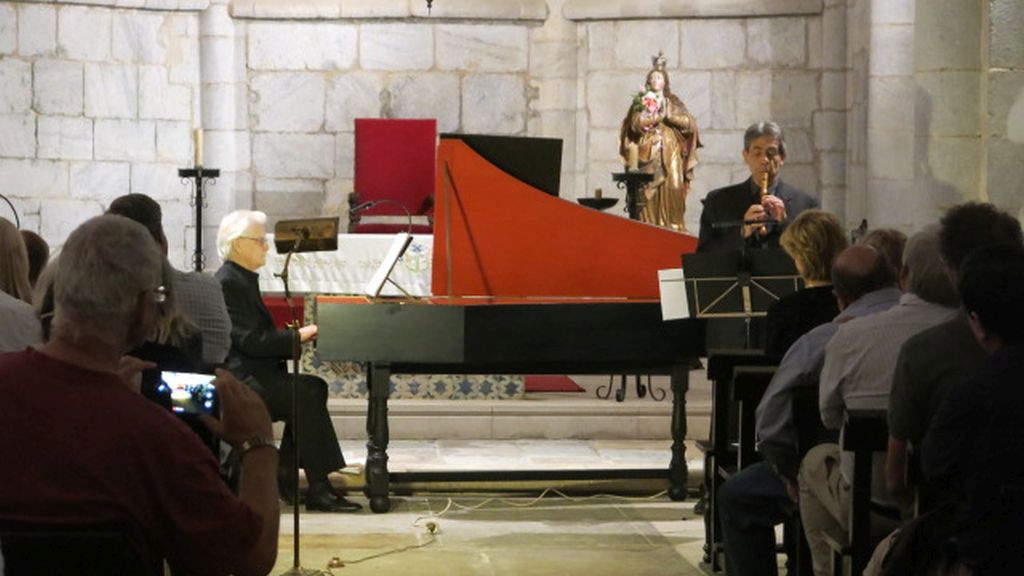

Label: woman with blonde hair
[764,209,848,359]
[0,217,42,351]
[0,217,32,304]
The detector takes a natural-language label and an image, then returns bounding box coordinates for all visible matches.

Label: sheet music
[658,268,690,320]
[364,233,414,298]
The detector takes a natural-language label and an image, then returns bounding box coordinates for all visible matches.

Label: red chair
[349,118,437,234]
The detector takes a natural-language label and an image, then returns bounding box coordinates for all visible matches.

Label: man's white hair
[217,210,267,261]
[54,215,162,325]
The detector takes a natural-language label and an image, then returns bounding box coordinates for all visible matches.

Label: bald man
[718,245,901,576]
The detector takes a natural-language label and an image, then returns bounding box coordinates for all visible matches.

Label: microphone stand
[0,192,20,228]
[265,217,338,576]
[274,231,328,576]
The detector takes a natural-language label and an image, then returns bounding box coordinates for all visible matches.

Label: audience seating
[824,409,893,576]
[0,520,153,575]
[698,349,776,572]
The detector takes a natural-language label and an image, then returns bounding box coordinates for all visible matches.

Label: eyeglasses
[239,236,269,247]
[154,285,168,304]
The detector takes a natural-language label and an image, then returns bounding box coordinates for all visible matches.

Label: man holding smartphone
[0,215,280,576]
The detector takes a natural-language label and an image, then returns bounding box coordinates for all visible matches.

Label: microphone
[350,198,413,235]
[350,200,379,213]
[710,218,781,230]
[291,226,311,240]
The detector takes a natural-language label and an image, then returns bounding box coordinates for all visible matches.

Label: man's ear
[126,292,152,345]
[967,310,1001,354]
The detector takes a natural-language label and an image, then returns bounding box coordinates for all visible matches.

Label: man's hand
[298,324,318,343]
[741,204,768,239]
[762,194,787,222]
[200,368,273,447]
[116,355,156,394]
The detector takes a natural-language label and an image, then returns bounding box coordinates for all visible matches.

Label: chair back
[350,118,437,234]
[0,520,153,576]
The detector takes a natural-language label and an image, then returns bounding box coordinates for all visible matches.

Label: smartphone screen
[157,371,218,415]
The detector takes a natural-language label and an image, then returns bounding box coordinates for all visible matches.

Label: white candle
[194,129,203,166]
[627,143,639,171]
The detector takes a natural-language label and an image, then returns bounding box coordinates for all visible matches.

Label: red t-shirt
[0,349,263,575]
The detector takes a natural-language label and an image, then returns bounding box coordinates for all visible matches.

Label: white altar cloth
[258,234,433,296]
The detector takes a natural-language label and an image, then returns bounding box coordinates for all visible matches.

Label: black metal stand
[602,171,660,403]
[611,171,653,220]
[178,166,220,272]
[275,240,328,576]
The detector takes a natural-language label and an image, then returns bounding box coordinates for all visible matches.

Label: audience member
[886,203,1024,509]
[698,122,819,253]
[860,228,907,281]
[921,243,1024,576]
[0,215,279,575]
[0,217,41,352]
[798,227,960,576]
[107,193,232,367]
[19,229,49,288]
[718,245,899,576]
[764,209,847,360]
[215,209,361,513]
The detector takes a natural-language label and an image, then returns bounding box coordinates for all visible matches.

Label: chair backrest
[0,520,154,575]
[350,118,437,234]
[841,409,890,576]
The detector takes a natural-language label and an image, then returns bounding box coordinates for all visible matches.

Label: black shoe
[306,485,362,513]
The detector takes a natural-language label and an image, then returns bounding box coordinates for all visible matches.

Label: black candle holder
[178,166,220,272]
[612,170,653,220]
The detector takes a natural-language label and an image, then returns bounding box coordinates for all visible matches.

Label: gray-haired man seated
[0,215,280,575]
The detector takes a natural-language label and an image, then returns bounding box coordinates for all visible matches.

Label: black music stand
[272,216,338,576]
[682,249,801,349]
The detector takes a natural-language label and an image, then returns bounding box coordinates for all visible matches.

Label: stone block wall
[2,0,1018,269]
[0,1,204,268]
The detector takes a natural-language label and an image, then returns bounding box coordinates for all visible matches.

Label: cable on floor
[323,487,672,569]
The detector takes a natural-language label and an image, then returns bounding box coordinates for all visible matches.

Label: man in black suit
[698,121,819,253]
[215,209,361,513]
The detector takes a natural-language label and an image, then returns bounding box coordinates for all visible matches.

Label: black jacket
[214,260,295,388]
[697,178,819,253]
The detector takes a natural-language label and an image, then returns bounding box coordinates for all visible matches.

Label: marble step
[315,381,712,442]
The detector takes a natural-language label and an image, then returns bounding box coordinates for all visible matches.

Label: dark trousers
[253,372,345,483]
[717,461,794,576]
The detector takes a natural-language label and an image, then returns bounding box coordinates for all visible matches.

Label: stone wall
[0,1,204,267]
[2,0,1019,269]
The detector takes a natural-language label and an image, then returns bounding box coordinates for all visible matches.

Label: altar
[258,233,433,297]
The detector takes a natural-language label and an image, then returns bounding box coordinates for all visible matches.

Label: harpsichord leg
[364,362,392,513]
[669,362,690,501]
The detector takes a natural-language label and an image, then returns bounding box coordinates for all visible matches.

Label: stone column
[913,0,983,228]
[199,0,250,269]
[987,0,1024,221]
[864,0,917,230]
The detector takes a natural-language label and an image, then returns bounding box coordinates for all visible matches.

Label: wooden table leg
[364,362,392,513]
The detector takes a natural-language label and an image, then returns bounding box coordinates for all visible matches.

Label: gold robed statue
[619,53,702,232]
